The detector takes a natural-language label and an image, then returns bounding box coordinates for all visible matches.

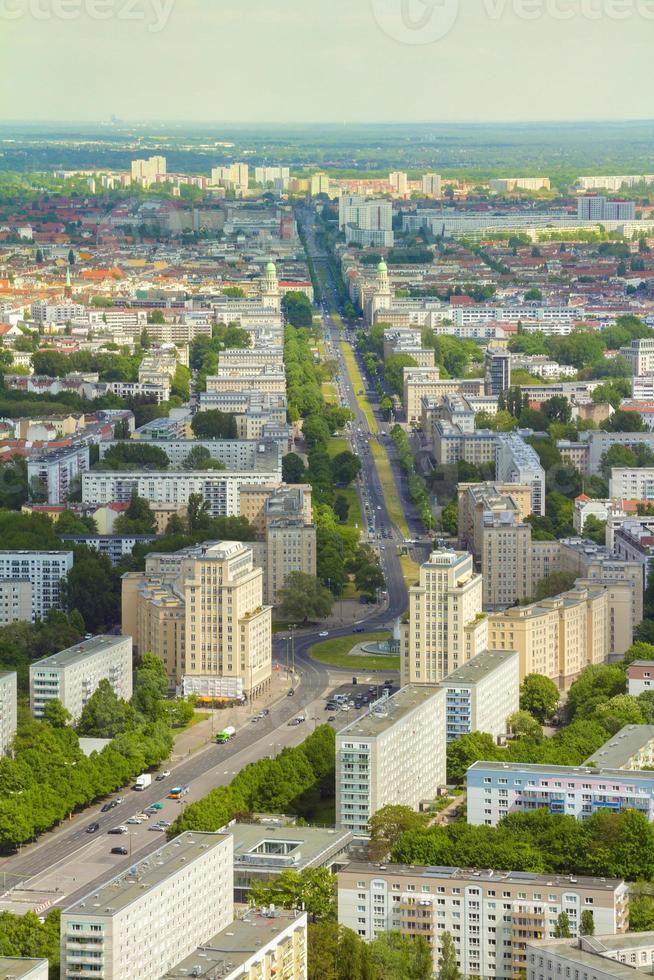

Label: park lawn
[339,342,378,432]
[309,631,399,671]
[398,552,420,590]
[327,437,349,458]
[322,380,338,402]
[370,441,410,538]
[336,484,364,531]
[172,711,210,733]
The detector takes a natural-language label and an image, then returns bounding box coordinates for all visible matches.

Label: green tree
[520,674,560,723]
[41,699,71,728]
[385,353,418,398]
[278,572,334,622]
[191,410,237,439]
[113,493,157,535]
[62,548,120,631]
[554,911,572,938]
[282,452,307,484]
[532,571,578,602]
[600,443,638,479]
[624,641,654,665]
[447,732,500,783]
[77,679,137,738]
[98,442,169,471]
[333,495,349,523]
[181,445,226,471]
[567,664,627,720]
[507,710,543,738]
[438,931,461,980]
[580,909,595,936]
[331,451,361,487]
[583,515,607,546]
[249,867,336,922]
[368,805,430,861]
[133,652,169,719]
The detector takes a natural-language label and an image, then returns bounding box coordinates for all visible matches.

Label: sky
[1,0,653,123]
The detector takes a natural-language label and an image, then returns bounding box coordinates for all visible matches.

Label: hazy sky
[2,0,653,122]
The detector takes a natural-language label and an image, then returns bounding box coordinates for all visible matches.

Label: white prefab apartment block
[467,760,654,826]
[29,635,133,720]
[495,433,546,516]
[0,671,17,755]
[0,958,49,979]
[0,551,73,621]
[442,649,520,742]
[527,933,654,980]
[82,470,279,516]
[610,467,654,501]
[336,684,446,834]
[337,863,627,979]
[0,579,32,625]
[60,832,233,980]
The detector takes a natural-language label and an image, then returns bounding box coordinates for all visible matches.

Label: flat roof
[64,832,230,918]
[442,649,518,687]
[467,760,654,780]
[162,909,305,978]
[527,935,654,978]
[30,634,130,672]
[337,684,443,740]
[585,724,654,769]
[224,821,352,870]
[0,958,48,978]
[338,861,623,891]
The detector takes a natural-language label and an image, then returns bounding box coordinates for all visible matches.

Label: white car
[318,631,329,637]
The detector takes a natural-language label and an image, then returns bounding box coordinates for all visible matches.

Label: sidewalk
[170,666,294,760]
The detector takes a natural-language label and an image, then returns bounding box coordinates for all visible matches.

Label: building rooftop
[162,909,306,979]
[337,684,443,740]
[64,832,230,917]
[0,957,49,978]
[222,820,352,872]
[584,724,654,769]
[527,934,654,978]
[339,861,624,891]
[467,759,654,780]
[30,634,130,672]
[442,649,519,687]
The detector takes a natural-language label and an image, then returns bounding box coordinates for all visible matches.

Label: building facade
[0,550,73,621]
[336,685,446,834]
[60,832,233,980]
[338,862,627,979]
[442,650,520,743]
[0,671,17,755]
[29,635,133,720]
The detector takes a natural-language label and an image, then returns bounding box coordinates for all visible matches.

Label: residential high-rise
[29,635,133,720]
[338,863,627,978]
[577,195,636,220]
[421,173,442,197]
[338,195,394,247]
[27,444,90,505]
[441,649,519,743]
[122,541,272,700]
[310,172,330,196]
[0,550,73,621]
[335,685,446,834]
[400,549,487,686]
[131,155,166,184]
[389,171,408,196]
[0,579,32,625]
[495,433,546,516]
[485,349,511,396]
[0,671,17,755]
[60,832,233,980]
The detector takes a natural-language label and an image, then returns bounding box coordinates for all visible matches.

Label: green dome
[378,259,387,272]
[266,260,276,273]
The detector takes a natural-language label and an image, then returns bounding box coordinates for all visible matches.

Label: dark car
[108,826,128,835]
[86,822,100,834]
[287,689,295,697]
[353,626,365,633]
[110,846,129,855]
[328,715,336,722]
[101,804,112,813]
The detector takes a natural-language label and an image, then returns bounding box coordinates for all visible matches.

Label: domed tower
[261,259,280,311]
[377,257,390,296]
[368,256,391,323]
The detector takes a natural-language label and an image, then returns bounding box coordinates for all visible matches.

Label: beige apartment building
[206,365,287,396]
[60,832,233,980]
[403,370,485,426]
[458,482,533,555]
[488,585,609,688]
[400,550,488,686]
[239,483,312,538]
[122,541,272,700]
[338,863,627,980]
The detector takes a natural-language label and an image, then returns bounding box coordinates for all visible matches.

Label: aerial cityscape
[2,3,654,980]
